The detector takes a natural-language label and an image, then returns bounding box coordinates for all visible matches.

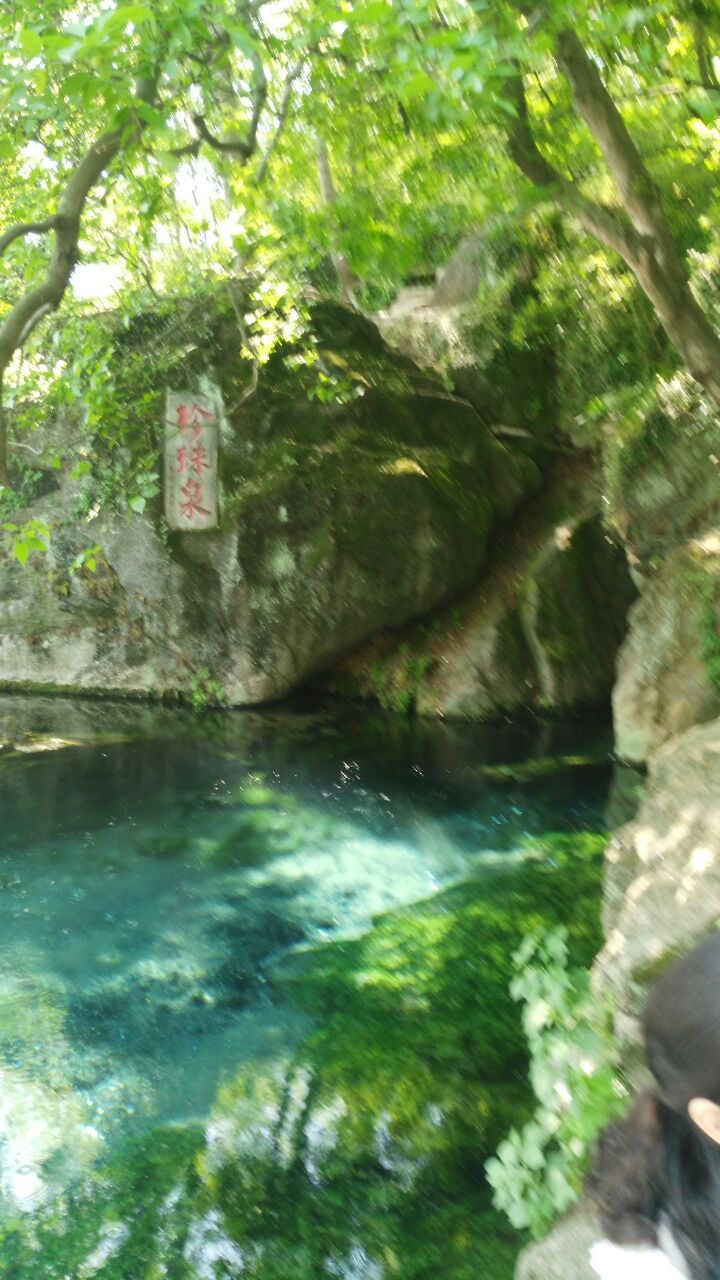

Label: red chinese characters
[175,443,211,477]
[176,402,213,441]
[179,477,210,521]
[165,392,218,530]
[175,403,212,522]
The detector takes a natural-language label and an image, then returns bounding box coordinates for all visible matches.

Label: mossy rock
[326,462,634,721]
[135,830,190,859]
[603,376,720,560]
[0,288,540,707]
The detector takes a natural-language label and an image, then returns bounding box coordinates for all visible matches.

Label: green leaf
[17,29,44,57]
[496,95,519,118]
[398,71,437,102]
[225,20,259,55]
[136,102,167,127]
[345,1,390,24]
[129,495,146,513]
[96,4,154,33]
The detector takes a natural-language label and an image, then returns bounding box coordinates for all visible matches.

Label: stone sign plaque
[164,391,219,531]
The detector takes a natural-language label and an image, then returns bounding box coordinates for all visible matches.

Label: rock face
[0,300,538,706]
[514,718,720,1280]
[613,535,720,762]
[377,227,558,445]
[515,1210,600,1280]
[601,372,720,764]
[326,458,635,718]
[605,373,720,564]
[595,715,720,1026]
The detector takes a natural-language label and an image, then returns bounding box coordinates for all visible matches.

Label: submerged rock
[183,1210,246,1279]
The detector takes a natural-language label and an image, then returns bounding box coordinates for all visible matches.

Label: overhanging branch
[506,28,720,411]
[0,216,60,258]
[554,28,666,240]
[504,69,644,264]
[0,74,157,483]
[189,45,268,163]
[253,57,305,185]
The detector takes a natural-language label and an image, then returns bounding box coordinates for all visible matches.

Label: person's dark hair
[587,932,720,1280]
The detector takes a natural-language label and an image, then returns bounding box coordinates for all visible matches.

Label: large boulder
[326,458,635,719]
[613,534,720,762]
[0,299,538,706]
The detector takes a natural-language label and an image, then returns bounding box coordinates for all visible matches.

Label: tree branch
[315,134,358,305]
[554,28,666,240]
[189,44,268,163]
[253,57,305,185]
[191,114,249,157]
[693,18,720,90]
[505,32,720,411]
[504,70,644,263]
[0,216,60,258]
[171,136,202,158]
[0,75,157,483]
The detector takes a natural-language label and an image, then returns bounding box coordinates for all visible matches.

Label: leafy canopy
[1,0,720,546]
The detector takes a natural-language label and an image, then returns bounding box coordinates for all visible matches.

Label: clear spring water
[0,696,615,1278]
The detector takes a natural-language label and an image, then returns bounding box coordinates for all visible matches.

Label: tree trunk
[315,134,358,306]
[0,77,155,485]
[0,374,7,488]
[628,244,720,406]
[507,31,720,412]
[555,28,720,409]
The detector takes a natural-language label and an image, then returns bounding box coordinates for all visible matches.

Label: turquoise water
[0,697,612,1278]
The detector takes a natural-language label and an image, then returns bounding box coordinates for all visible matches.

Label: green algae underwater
[0,697,612,1279]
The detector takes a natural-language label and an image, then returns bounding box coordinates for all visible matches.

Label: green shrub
[187,665,226,712]
[486,927,625,1239]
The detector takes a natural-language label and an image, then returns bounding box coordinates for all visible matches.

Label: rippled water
[0,697,613,1278]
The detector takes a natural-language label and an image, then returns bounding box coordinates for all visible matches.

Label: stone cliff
[0,288,634,716]
[0,299,543,706]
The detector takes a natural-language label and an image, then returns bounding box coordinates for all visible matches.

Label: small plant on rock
[188,666,226,713]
